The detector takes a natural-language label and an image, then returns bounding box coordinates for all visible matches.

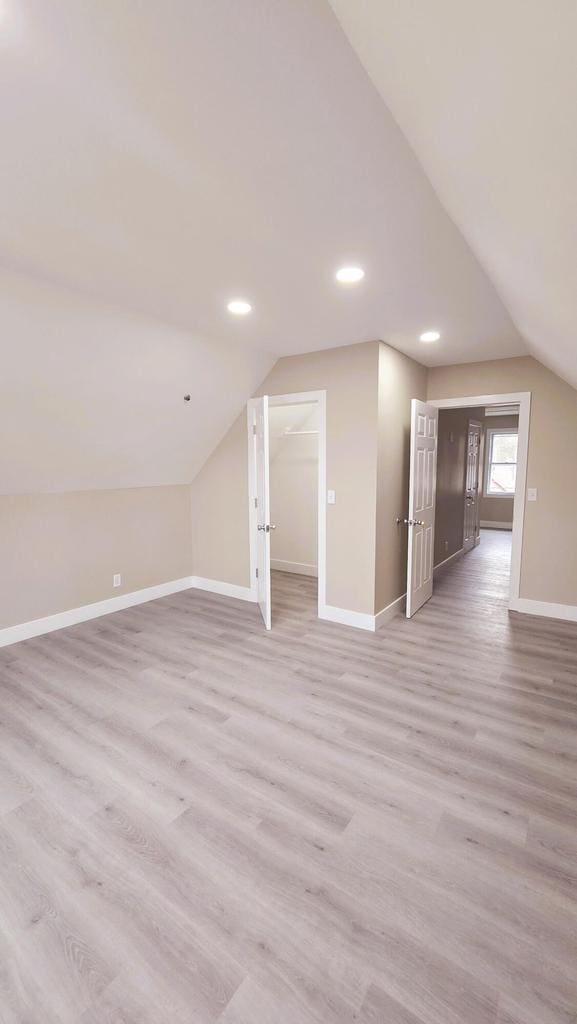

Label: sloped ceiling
[0,1,529,492]
[0,269,273,494]
[329,0,577,389]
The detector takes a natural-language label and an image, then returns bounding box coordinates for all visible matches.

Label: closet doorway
[247,390,327,630]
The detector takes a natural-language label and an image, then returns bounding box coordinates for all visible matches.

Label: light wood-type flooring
[1,530,576,1023]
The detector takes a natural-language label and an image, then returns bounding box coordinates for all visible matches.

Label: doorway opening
[435,403,520,599]
[269,399,319,627]
[247,390,327,630]
[405,392,530,619]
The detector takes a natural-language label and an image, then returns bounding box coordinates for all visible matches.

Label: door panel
[406,400,438,618]
[248,396,271,629]
[463,421,482,553]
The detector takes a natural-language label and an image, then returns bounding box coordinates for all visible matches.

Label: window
[485,429,518,496]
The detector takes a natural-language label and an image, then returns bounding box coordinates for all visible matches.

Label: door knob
[397,518,425,527]
[257,524,277,532]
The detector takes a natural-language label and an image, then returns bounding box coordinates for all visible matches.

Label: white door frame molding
[248,389,327,620]
[429,391,531,605]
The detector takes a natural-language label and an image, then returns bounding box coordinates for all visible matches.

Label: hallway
[432,526,513,626]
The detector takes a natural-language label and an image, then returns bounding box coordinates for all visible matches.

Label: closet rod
[280,429,318,436]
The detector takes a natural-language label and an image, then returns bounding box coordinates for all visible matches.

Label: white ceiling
[0,0,522,370]
[329,0,577,388]
[0,269,272,494]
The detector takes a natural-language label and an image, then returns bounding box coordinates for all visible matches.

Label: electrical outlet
[327,489,336,505]
[113,574,121,588]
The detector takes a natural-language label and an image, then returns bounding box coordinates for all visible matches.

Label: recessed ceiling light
[420,330,441,342]
[336,266,365,284]
[227,299,252,315]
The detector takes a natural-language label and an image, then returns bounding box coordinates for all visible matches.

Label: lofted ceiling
[0,0,521,370]
[0,268,273,494]
[329,0,577,389]
[9,0,570,493]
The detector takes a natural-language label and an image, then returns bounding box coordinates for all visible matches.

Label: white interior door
[463,421,482,552]
[248,396,272,629]
[406,399,438,618]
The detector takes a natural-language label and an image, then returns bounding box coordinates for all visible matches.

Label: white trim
[319,592,406,632]
[429,392,530,607]
[484,404,520,417]
[261,389,327,619]
[318,603,375,631]
[434,547,465,573]
[510,598,577,623]
[247,403,257,604]
[483,426,518,497]
[270,559,318,577]
[480,520,513,530]
[188,576,257,602]
[0,577,195,649]
[431,392,529,409]
[374,593,406,629]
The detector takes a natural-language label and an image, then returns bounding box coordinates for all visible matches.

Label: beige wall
[191,340,380,614]
[189,414,252,589]
[5,349,575,635]
[480,414,518,526]
[0,486,192,629]
[269,405,318,575]
[427,356,577,606]
[375,343,427,611]
[434,407,480,565]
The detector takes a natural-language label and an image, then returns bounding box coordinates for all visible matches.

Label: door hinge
[255,568,259,578]
[252,425,257,435]
[254,497,258,508]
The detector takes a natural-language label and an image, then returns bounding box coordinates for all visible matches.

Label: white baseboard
[188,576,257,603]
[319,594,405,633]
[509,597,577,623]
[480,520,513,530]
[434,547,465,574]
[270,559,318,578]
[318,603,375,632]
[0,574,259,649]
[374,593,406,629]
[0,577,194,649]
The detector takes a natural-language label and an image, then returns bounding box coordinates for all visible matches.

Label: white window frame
[484,427,518,497]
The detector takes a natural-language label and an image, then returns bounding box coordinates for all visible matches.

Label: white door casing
[406,399,438,618]
[247,396,271,629]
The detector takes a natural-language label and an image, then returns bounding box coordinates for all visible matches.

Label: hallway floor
[0,533,576,1022]
[433,526,513,622]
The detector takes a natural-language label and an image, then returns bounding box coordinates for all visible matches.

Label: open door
[463,420,482,552]
[248,396,272,629]
[406,399,438,618]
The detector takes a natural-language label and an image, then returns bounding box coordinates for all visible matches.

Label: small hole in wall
[184,394,191,402]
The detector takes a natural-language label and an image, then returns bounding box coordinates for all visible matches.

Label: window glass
[488,463,516,494]
[486,431,518,495]
[492,433,518,464]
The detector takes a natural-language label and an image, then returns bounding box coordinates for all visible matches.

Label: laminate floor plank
[0,530,576,1023]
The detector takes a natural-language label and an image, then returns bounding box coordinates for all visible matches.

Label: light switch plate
[113,573,122,587]
[327,489,336,505]
[527,488,537,502]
